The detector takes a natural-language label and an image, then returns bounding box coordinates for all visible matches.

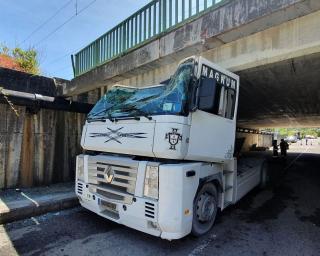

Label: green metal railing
[73,0,225,77]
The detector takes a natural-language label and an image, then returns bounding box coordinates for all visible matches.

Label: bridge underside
[67,0,320,129]
[237,52,320,128]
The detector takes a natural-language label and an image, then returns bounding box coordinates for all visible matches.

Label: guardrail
[73,0,226,77]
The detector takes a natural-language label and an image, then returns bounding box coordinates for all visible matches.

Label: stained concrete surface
[237,52,320,128]
[0,144,320,256]
[68,9,320,128]
[0,182,78,224]
[67,0,320,96]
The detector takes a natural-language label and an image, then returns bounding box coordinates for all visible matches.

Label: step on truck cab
[76,56,269,240]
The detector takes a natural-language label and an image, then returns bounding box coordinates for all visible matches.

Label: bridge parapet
[67,0,320,96]
[73,0,226,77]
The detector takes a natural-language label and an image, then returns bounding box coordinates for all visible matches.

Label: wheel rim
[196,192,215,223]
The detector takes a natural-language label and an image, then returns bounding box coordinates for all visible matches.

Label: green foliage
[273,128,319,138]
[0,44,10,55]
[299,128,318,138]
[12,47,39,75]
[278,128,288,136]
[0,43,40,75]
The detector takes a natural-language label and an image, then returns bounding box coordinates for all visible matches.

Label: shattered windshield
[87,59,195,121]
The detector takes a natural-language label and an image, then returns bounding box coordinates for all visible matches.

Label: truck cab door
[186,60,239,162]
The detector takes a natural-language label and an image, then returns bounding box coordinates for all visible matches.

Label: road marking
[188,234,217,256]
[31,217,40,225]
[20,192,39,207]
[285,147,309,171]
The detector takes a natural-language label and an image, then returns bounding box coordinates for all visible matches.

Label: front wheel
[191,183,218,237]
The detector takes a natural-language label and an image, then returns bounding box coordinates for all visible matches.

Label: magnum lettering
[201,64,237,89]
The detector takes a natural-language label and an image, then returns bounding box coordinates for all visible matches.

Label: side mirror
[198,76,216,111]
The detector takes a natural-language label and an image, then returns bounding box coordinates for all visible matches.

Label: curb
[0,194,79,225]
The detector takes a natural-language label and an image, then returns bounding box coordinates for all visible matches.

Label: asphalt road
[1,146,320,256]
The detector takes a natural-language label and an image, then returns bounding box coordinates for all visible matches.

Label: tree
[272,127,319,138]
[0,44,40,75]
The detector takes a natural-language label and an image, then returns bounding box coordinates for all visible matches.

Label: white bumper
[76,156,202,240]
[76,181,161,237]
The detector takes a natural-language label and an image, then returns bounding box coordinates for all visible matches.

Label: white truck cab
[76,56,269,240]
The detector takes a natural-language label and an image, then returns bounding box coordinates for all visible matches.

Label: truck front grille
[87,157,138,204]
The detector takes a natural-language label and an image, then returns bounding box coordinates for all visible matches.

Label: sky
[0,0,150,80]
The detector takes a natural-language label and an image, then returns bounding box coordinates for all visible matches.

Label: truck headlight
[144,165,159,200]
[76,155,84,181]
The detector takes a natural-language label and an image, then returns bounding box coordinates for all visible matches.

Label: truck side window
[199,64,237,119]
[212,84,222,115]
[206,83,236,120]
[222,87,236,119]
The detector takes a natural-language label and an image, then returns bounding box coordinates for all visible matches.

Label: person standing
[280,139,289,157]
[272,140,279,156]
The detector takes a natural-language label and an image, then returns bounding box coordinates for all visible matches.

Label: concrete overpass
[64,0,320,128]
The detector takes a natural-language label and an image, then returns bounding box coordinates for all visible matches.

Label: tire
[260,160,269,189]
[191,183,218,237]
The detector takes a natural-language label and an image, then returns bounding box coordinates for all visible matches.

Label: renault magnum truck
[76,56,270,240]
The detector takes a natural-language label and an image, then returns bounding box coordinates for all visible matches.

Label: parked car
[305,135,316,139]
[285,135,298,143]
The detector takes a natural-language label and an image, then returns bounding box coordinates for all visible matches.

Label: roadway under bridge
[64,0,320,128]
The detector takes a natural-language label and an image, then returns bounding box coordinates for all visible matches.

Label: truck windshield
[87,59,194,121]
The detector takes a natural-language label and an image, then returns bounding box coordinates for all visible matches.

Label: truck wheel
[260,161,269,189]
[191,183,218,237]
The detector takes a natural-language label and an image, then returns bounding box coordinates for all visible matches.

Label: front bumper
[76,181,161,237]
[76,155,202,240]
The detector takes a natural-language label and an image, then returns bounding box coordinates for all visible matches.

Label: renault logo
[104,166,114,183]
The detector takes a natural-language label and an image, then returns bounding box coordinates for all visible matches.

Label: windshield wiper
[87,117,107,123]
[87,113,115,123]
[112,116,141,122]
[107,112,116,122]
[133,109,153,120]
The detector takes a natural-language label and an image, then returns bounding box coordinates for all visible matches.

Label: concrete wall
[237,133,272,152]
[0,68,87,189]
[0,104,85,189]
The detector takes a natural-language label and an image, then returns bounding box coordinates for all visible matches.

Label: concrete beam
[116,9,320,89]
[65,0,320,96]
[237,51,320,128]
[206,9,320,72]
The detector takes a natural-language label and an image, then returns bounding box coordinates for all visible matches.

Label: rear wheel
[191,183,218,237]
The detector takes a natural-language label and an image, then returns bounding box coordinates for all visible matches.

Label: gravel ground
[1,145,320,256]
